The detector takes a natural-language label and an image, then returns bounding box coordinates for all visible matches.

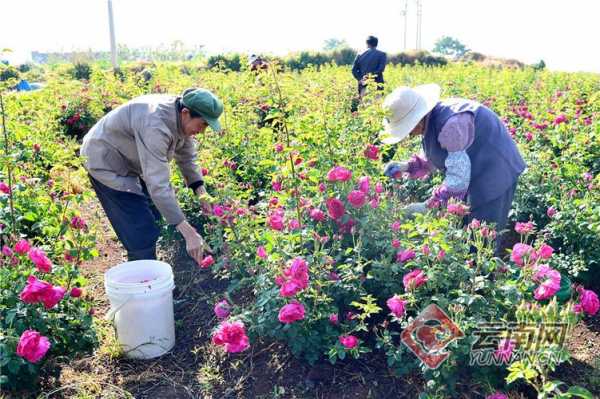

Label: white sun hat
[379,83,441,145]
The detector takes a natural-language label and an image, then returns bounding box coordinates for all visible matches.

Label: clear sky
[1,0,598,72]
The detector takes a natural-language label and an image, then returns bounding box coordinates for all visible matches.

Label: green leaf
[506,361,538,384]
[23,211,38,222]
[565,386,593,399]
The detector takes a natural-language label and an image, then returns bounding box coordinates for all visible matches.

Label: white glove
[403,202,427,217]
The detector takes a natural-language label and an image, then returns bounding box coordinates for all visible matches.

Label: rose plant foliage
[1,81,99,390]
[2,60,599,397]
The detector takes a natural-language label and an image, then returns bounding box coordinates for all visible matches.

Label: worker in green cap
[81,88,223,264]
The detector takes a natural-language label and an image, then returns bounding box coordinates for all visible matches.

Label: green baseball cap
[181,88,224,132]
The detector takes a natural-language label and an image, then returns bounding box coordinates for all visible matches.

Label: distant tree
[532,59,546,71]
[323,38,349,51]
[433,36,469,58]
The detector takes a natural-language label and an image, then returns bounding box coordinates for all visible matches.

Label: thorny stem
[268,64,303,229]
[0,91,16,239]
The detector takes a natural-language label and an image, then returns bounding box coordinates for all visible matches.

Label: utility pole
[108,0,118,69]
[415,0,423,50]
[401,0,408,50]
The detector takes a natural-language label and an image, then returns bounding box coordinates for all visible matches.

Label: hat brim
[203,116,222,132]
[379,83,441,145]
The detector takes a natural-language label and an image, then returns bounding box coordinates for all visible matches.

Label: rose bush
[1,83,99,391]
[4,60,599,397]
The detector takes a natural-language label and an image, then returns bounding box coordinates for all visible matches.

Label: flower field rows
[1,62,599,398]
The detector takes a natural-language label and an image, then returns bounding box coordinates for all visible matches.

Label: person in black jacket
[352,36,387,97]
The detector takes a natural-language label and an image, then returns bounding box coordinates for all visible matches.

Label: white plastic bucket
[104,260,176,359]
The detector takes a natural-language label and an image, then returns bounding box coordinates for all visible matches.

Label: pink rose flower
[469,219,481,229]
[538,244,554,260]
[70,287,83,298]
[14,239,31,255]
[318,183,326,192]
[494,338,516,363]
[274,143,284,152]
[391,221,401,232]
[392,239,401,248]
[422,245,431,256]
[28,248,52,273]
[212,320,250,353]
[280,280,303,297]
[329,314,339,325]
[553,114,567,125]
[272,180,282,192]
[486,393,508,399]
[214,299,231,319]
[289,257,309,278]
[310,208,326,222]
[288,218,301,230]
[447,202,469,216]
[547,207,557,218]
[386,295,407,318]
[276,257,309,297]
[199,255,215,269]
[403,269,428,290]
[347,190,367,208]
[511,243,537,267]
[278,301,305,324]
[437,250,446,261]
[357,176,370,194]
[213,205,225,217]
[267,209,285,231]
[369,198,379,209]
[256,246,267,259]
[396,249,416,263]
[326,198,345,220]
[41,286,67,309]
[20,275,52,304]
[0,182,10,194]
[375,182,384,194]
[16,330,51,363]
[574,289,599,316]
[363,144,379,160]
[515,221,535,235]
[532,264,561,301]
[326,166,352,182]
[339,335,359,349]
[70,216,87,230]
[2,245,13,257]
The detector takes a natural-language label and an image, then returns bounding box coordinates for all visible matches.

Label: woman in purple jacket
[381,84,526,250]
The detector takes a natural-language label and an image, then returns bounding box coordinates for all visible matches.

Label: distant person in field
[352,35,387,97]
[381,84,526,253]
[80,88,223,264]
[248,54,269,72]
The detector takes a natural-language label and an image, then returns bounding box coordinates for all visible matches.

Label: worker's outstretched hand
[383,161,409,178]
[177,220,213,265]
[195,185,214,215]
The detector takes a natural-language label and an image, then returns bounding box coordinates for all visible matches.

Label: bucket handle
[105,295,133,321]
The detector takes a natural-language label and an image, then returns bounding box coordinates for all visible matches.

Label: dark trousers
[89,175,161,261]
[466,181,518,256]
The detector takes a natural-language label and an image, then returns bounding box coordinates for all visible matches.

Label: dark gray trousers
[467,181,518,255]
[89,175,161,261]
